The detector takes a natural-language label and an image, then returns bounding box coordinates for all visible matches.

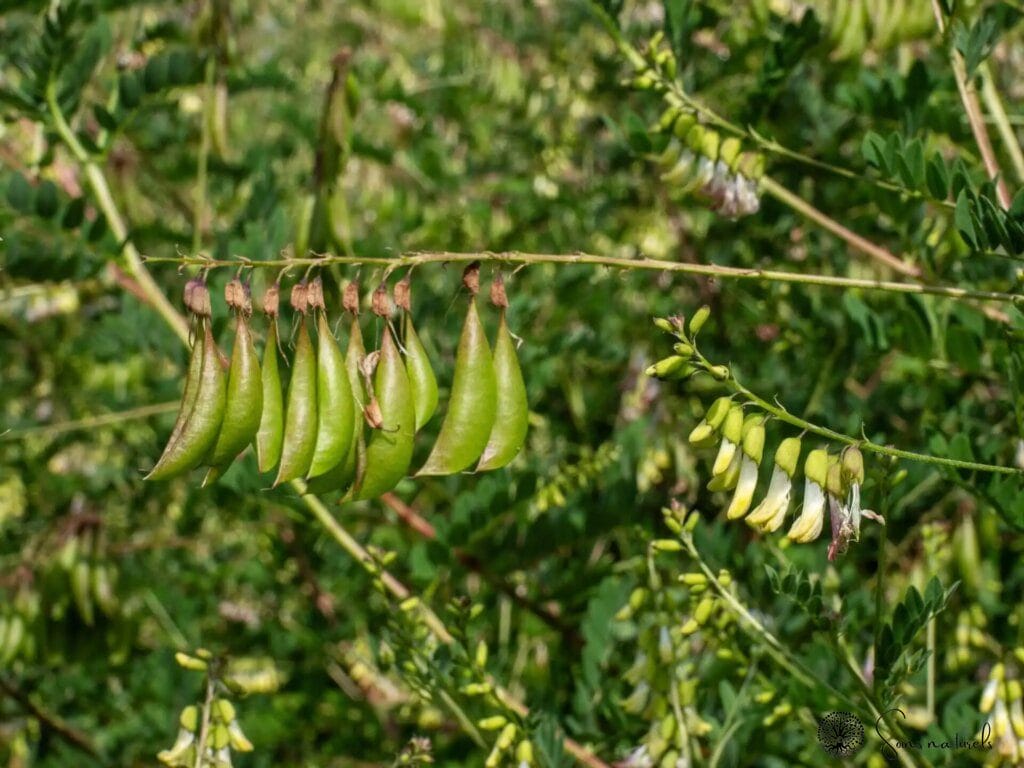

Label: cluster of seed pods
[146,264,528,498]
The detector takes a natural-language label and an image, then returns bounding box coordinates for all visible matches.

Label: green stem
[932,1,1012,209]
[141,251,1023,307]
[723,369,1022,475]
[0,401,178,441]
[45,81,189,343]
[680,534,866,716]
[192,673,216,768]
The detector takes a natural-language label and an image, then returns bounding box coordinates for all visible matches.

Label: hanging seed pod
[353,290,415,499]
[306,278,356,479]
[274,284,319,485]
[255,284,284,473]
[146,301,228,481]
[477,274,528,471]
[417,264,497,475]
[204,280,264,485]
[396,274,438,431]
[306,312,367,495]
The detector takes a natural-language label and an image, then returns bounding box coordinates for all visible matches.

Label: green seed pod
[307,313,368,495]
[689,305,711,335]
[274,288,318,485]
[204,288,263,484]
[478,307,528,471]
[308,307,355,479]
[161,317,205,461]
[255,315,284,473]
[418,287,497,476]
[147,320,227,480]
[396,278,439,431]
[353,326,415,499]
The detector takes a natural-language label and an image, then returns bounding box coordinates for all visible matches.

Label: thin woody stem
[46,82,190,343]
[932,0,1013,209]
[142,251,1023,307]
[760,177,921,277]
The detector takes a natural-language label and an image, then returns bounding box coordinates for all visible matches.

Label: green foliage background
[2,0,1024,766]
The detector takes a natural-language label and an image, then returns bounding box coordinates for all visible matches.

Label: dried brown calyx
[371,283,391,318]
[489,272,508,309]
[462,261,481,295]
[224,279,253,315]
[394,274,411,312]
[184,278,212,318]
[306,277,326,312]
[262,283,281,318]
[290,282,309,314]
[343,280,361,315]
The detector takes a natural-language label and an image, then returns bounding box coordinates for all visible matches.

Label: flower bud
[477,715,508,731]
[180,705,199,732]
[672,342,694,358]
[673,113,697,139]
[742,422,765,464]
[719,137,742,170]
[652,539,683,552]
[646,356,688,378]
[775,437,801,477]
[653,317,677,334]
[842,446,865,485]
[708,365,728,380]
[804,449,830,487]
[689,305,711,335]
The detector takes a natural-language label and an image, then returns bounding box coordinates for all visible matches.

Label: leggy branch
[932,1,1013,209]
[142,251,1023,306]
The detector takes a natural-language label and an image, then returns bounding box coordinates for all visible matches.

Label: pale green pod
[477,310,527,471]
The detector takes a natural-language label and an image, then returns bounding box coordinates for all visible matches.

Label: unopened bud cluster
[653,110,764,218]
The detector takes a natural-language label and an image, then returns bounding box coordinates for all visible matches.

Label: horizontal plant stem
[728,374,1022,475]
[141,251,1023,306]
[761,177,921,277]
[0,401,178,441]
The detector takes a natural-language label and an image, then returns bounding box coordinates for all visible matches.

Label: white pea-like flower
[747,437,801,532]
[726,420,765,520]
[787,449,830,543]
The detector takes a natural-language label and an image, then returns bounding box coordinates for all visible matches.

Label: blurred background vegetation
[3,0,1024,765]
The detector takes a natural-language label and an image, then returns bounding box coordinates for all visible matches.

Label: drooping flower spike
[746,436,801,532]
[787,449,830,543]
